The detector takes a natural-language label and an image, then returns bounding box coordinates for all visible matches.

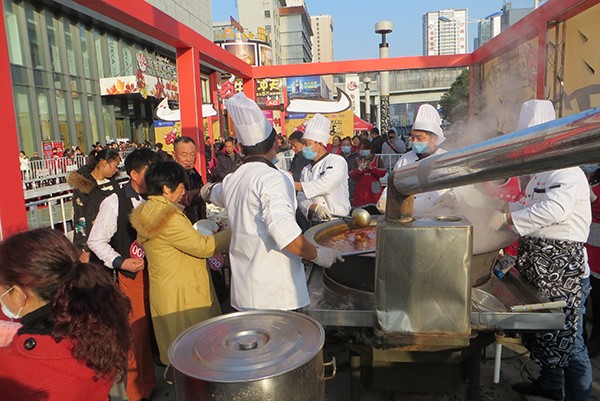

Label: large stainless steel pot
[168,310,334,401]
[305,216,514,289]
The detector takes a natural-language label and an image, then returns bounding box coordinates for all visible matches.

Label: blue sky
[211,0,538,60]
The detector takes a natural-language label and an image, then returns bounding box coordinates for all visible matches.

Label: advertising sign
[286,76,322,99]
[222,42,257,66]
[284,110,354,141]
[41,141,64,159]
[255,78,283,107]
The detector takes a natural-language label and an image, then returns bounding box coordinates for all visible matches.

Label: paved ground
[110,337,600,401]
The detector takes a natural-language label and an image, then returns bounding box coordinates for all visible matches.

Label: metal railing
[21,151,132,190]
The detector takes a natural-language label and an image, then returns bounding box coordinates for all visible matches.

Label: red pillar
[176,47,208,183]
[0,1,28,239]
[243,79,257,100]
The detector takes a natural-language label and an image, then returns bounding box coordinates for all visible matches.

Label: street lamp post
[363,76,372,123]
[375,20,393,134]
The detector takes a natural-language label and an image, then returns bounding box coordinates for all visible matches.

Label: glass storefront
[3,0,175,155]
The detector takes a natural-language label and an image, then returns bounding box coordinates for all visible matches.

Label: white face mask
[0,287,23,320]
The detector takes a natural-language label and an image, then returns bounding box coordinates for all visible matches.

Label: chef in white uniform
[377,104,453,214]
[295,113,351,222]
[490,99,592,401]
[204,93,343,311]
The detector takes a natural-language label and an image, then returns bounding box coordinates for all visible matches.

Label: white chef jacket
[510,167,591,243]
[386,148,450,215]
[88,185,144,268]
[210,161,310,311]
[297,153,350,218]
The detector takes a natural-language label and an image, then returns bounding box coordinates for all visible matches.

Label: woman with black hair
[0,228,132,401]
[130,161,231,365]
[68,148,121,262]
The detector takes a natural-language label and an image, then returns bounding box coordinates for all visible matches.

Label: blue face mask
[271,156,279,165]
[341,146,352,154]
[581,164,599,174]
[359,150,370,157]
[412,141,430,154]
[302,145,318,160]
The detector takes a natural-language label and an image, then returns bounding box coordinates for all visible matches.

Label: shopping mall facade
[3,0,212,156]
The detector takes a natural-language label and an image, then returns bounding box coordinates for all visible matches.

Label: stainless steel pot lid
[168,310,325,383]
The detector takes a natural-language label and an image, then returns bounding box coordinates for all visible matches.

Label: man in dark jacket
[369,127,385,154]
[213,137,242,182]
[172,136,206,223]
[172,135,228,305]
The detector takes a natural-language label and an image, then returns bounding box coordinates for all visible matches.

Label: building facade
[311,15,333,62]
[4,0,212,156]
[501,2,534,31]
[146,0,212,39]
[474,14,502,50]
[422,9,467,56]
[238,0,285,65]
[279,5,313,64]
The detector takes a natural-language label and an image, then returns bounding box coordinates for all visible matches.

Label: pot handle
[322,356,337,381]
[163,364,174,385]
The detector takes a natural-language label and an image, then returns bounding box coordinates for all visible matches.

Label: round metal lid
[168,310,325,383]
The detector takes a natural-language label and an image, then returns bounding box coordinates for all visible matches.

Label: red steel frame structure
[0,0,597,238]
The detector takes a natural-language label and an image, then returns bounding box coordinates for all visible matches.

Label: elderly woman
[0,228,132,401]
[130,161,231,365]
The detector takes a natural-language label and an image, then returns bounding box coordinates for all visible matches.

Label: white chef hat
[517,99,556,130]
[413,104,445,145]
[303,113,331,145]
[225,93,273,146]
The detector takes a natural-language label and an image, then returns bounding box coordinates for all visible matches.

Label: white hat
[303,113,331,144]
[225,93,273,146]
[413,104,445,145]
[517,99,556,130]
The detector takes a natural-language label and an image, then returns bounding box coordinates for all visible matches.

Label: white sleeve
[300,156,348,199]
[88,194,120,268]
[209,183,226,207]
[511,171,581,237]
[261,174,302,249]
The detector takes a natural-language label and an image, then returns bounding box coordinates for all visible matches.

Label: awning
[353,114,373,131]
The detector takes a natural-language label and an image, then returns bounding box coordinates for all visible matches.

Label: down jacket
[130,196,230,364]
[68,166,118,252]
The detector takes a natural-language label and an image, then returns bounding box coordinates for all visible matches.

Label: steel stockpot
[168,310,335,401]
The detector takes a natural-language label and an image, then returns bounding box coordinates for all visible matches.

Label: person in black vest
[87,149,158,401]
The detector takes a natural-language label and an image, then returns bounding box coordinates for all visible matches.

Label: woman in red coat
[349,139,386,214]
[0,228,132,401]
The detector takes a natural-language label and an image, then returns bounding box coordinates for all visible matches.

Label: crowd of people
[2,95,599,401]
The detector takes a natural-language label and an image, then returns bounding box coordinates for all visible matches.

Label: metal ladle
[331,208,372,228]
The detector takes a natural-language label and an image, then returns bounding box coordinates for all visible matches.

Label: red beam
[74,0,253,78]
[0,1,28,238]
[253,54,472,79]
[176,47,208,183]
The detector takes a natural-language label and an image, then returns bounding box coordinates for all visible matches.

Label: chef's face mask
[412,141,430,154]
[581,164,599,174]
[302,144,318,160]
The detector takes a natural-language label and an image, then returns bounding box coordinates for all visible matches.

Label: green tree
[439,69,469,124]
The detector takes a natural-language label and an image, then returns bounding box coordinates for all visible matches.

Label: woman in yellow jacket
[130,161,231,365]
